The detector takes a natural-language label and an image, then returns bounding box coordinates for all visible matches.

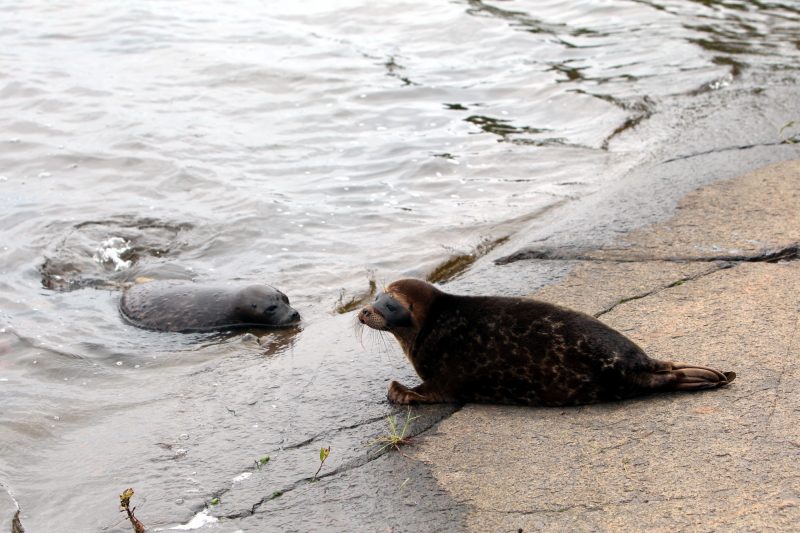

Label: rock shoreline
[413,160,800,532]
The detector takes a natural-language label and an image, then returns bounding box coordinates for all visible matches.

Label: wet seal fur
[120,281,300,332]
[359,279,735,406]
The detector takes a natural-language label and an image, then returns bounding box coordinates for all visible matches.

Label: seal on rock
[358,278,735,406]
[120,281,300,332]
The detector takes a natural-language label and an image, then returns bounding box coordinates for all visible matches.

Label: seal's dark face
[359,292,413,331]
[359,279,442,361]
[237,285,301,326]
[358,279,442,337]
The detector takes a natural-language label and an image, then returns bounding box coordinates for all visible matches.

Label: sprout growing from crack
[255,455,270,470]
[312,446,331,481]
[369,409,419,454]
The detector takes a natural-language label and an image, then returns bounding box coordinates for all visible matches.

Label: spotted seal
[358,278,735,405]
[120,281,300,332]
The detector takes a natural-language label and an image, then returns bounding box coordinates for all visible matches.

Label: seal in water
[120,281,300,332]
[358,278,735,406]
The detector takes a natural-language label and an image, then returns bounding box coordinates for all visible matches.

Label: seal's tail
[652,362,736,391]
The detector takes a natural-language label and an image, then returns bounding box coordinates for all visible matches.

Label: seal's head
[235,285,301,326]
[358,279,441,347]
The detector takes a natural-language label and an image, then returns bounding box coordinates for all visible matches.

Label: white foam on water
[165,509,219,530]
[93,236,132,271]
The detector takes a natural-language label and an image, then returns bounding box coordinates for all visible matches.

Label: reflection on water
[1,0,799,530]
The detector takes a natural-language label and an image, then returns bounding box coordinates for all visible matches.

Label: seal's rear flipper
[650,362,736,391]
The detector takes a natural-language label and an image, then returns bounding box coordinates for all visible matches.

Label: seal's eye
[251,304,258,309]
[386,303,397,312]
[266,305,277,312]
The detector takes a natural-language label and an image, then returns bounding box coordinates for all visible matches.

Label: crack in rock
[219,405,460,520]
[661,139,795,164]
[495,243,799,266]
[224,452,394,519]
[183,414,395,519]
[277,414,391,452]
[594,263,732,318]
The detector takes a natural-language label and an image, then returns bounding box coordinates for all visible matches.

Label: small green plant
[255,455,270,470]
[369,409,419,453]
[312,446,331,481]
[210,497,220,506]
[119,487,146,533]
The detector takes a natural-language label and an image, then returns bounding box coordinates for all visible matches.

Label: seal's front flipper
[650,362,736,391]
[387,380,453,404]
[387,380,427,404]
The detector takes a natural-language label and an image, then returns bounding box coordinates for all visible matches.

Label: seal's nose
[290,310,300,322]
[359,308,370,323]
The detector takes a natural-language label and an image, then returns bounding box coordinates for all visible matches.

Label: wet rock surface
[484,82,800,266]
[218,410,465,533]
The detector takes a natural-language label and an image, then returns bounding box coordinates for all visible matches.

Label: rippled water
[1,1,799,531]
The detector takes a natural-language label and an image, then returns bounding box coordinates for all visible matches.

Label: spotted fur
[359,279,735,406]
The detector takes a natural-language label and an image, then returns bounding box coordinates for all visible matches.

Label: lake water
[1,1,799,531]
